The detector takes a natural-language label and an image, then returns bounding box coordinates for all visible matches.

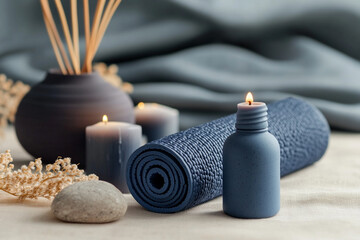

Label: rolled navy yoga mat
[127,98,330,213]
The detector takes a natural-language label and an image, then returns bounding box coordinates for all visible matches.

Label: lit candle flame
[102,115,108,124]
[246,92,253,105]
[138,102,145,109]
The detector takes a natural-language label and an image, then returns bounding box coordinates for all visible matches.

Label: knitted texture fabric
[127,98,330,213]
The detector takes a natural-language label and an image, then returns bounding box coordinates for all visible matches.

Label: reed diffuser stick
[43,15,67,74]
[90,0,115,62]
[83,0,90,56]
[83,0,103,73]
[55,0,81,74]
[71,0,80,67]
[40,0,123,75]
[92,0,122,63]
[40,0,74,74]
[85,0,106,73]
[96,0,115,45]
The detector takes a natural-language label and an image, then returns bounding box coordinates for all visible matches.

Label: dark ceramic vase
[15,71,135,167]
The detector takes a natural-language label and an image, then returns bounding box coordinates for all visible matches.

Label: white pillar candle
[135,103,179,142]
[86,115,142,193]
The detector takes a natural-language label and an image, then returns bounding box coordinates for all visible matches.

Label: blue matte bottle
[223,94,280,218]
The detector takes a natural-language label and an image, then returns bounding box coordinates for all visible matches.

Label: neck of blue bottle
[235,103,268,133]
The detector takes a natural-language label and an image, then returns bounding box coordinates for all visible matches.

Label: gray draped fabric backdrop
[1,0,360,130]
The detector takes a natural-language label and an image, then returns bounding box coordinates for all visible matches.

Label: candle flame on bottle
[102,115,108,124]
[246,92,254,105]
[138,102,145,109]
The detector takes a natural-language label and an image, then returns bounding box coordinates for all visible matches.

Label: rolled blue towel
[127,98,330,213]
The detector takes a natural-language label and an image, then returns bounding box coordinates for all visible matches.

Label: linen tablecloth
[0,127,359,240]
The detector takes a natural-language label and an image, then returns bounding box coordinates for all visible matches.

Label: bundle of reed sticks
[40,0,122,75]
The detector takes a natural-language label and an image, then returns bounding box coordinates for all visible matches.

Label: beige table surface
[0,127,359,240]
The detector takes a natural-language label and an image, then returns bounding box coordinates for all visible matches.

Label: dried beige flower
[94,63,134,94]
[0,74,30,136]
[0,150,98,200]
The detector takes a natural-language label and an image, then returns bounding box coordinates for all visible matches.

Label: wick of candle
[248,101,252,105]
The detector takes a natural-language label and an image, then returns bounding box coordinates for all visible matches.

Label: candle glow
[102,115,108,124]
[246,92,254,105]
[137,102,145,109]
[135,102,180,142]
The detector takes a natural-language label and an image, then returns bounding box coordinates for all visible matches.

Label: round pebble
[51,181,127,223]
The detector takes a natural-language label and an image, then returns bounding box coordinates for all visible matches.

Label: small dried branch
[94,63,133,93]
[0,150,98,200]
[0,74,30,136]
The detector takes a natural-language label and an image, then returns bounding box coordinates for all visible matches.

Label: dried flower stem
[94,62,133,93]
[0,150,98,200]
[0,75,30,136]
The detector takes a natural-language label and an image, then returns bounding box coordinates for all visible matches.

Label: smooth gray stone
[51,181,127,223]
